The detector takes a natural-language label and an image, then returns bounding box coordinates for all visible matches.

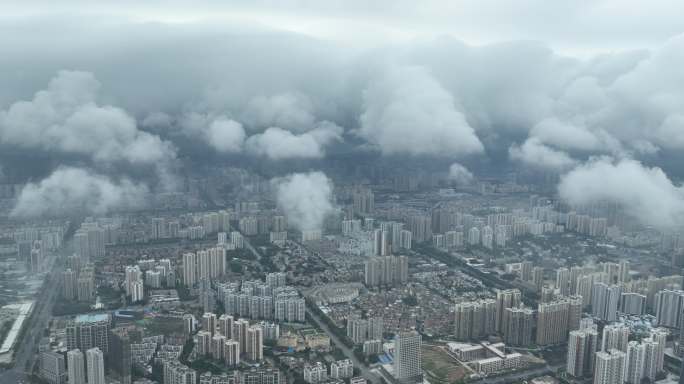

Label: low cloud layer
[245,122,342,160]
[1,20,683,168]
[558,158,684,228]
[241,93,317,132]
[177,113,246,153]
[0,71,176,166]
[12,167,149,218]
[2,16,684,220]
[273,171,336,231]
[206,118,246,153]
[359,66,484,157]
[509,138,577,171]
[448,163,474,185]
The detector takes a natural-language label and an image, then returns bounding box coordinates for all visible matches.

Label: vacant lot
[422,345,468,384]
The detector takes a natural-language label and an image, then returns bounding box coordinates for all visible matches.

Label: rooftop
[75,313,109,323]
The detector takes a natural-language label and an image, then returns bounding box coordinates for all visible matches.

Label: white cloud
[0,70,176,166]
[179,113,246,153]
[359,65,484,157]
[654,114,684,149]
[11,167,149,218]
[1,16,684,182]
[207,118,246,153]
[509,138,577,171]
[558,158,684,228]
[273,171,336,231]
[448,163,474,185]
[245,122,342,160]
[241,92,316,132]
[530,118,601,151]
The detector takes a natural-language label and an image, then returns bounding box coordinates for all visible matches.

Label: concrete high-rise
[233,318,249,354]
[364,255,408,288]
[594,349,626,384]
[394,331,422,382]
[536,299,570,346]
[124,265,142,296]
[650,328,668,375]
[63,268,78,300]
[110,327,139,384]
[40,351,66,384]
[625,341,647,384]
[567,327,599,378]
[495,289,521,333]
[66,314,110,353]
[67,349,86,384]
[504,306,534,346]
[620,292,646,315]
[182,252,197,287]
[86,347,105,384]
[591,283,621,322]
[556,267,570,296]
[567,331,587,378]
[352,187,374,216]
[202,312,217,336]
[247,325,264,361]
[164,361,197,384]
[224,340,240,366]
[654,289,684,328]
[532,267,544,292]
[454,299,496,341]
[218,314,234,339]
[601,323,630,352]
[74,224,105,263]
[624,330,667,384]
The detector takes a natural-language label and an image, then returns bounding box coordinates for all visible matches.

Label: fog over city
[1,2,684,384]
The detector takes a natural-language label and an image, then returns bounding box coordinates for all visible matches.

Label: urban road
[0,221,76,384]
[473,363,564,384]
[0,263,64,384]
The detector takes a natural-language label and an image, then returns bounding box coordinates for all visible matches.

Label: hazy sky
[5,0,684,54]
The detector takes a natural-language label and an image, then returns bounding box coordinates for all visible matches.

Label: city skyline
[1,2,684,384]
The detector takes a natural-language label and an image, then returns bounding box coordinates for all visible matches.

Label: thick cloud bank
[242,93,317,132]
[273,172,336,231]
[508,34,684,163]
[3,17,684,220]
[12,167,149,218]
[558,158,684,228]
[0,71,176,166]
[359,66,484,157]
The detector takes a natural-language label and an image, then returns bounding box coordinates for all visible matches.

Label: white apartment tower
[602,323,630,352]
[593,349,626,384]
[86,347,105,384]
[67,349,86,384]
[394,331,422,382]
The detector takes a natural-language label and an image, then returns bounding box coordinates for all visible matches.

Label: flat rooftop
[75,313,109,323]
